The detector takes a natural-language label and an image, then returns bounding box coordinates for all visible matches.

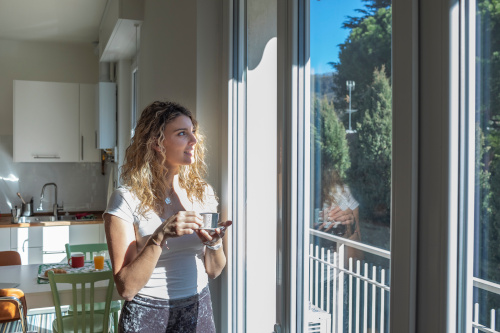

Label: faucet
[40,183,63,220]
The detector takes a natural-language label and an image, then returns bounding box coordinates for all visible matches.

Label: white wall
[138,0,225,329]
[116,59,132,186]
[0,39,109,214]
[196,0,224,329]
[139,1,197,113]
[246,1,278,331]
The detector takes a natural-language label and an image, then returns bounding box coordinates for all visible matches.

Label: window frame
[276,0,465,332]
[228,0,468,331]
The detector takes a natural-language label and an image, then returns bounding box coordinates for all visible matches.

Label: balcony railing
[473,277,500,333]
[308,229,500,333]
[309,229,390,333]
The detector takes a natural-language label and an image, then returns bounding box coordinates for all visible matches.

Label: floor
[0,312,55,333]
[0,311,116,333]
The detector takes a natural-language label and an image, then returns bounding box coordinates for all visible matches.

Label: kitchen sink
[17,216,56,222]
[16,215,94,222]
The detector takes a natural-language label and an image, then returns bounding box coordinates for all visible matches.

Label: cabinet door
[10,227,43,264]
[96,82,116,149]
[69,224,104,245]
[43,226,69,263]
[13,80,80,162]
[0,228,10,251]
[79,84,100,162]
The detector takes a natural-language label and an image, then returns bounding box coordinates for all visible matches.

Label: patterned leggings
[119,286,216,333]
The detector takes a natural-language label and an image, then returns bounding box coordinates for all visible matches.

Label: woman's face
[155,115,198,170]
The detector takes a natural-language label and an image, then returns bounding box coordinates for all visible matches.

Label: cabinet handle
[22,239,28,252]
[42,250,66,255]
[33,155,60,159]
[81,135,84,160]
[95,131,97,149]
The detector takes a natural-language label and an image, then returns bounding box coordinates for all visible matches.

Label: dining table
[0,262,121,310]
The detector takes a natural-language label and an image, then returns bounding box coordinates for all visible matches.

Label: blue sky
[310,0,365,74]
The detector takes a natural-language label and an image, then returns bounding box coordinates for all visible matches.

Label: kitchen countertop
[0,211,104,228]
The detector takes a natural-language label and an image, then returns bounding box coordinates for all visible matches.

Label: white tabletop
[0,264,121,309]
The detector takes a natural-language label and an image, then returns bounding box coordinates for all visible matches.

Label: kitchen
[0,0,224,252]
[0,0,226,327]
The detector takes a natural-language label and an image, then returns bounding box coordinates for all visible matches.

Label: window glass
[473,0,500,329]
[308,0,391,331]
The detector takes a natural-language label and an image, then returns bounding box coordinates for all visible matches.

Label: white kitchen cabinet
[96,82,117,149]
[0,228,10,251]
[9,224,103,265]
[13,80,80,162]
[79,84,101,162]
[42,226,70,263]
[69,224,105,245]
[10,227,44,265]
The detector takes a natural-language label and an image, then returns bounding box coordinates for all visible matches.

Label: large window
[306,1,392,332]
[464,0,500,330]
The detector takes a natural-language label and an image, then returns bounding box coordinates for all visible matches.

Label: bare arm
[196,220,232,279]
[351,207,361,238]
[104,211,203,301]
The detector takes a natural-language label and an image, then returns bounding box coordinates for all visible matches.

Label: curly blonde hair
[120,100,208,217]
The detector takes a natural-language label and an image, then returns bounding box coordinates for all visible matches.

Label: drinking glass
[93,251,105,271]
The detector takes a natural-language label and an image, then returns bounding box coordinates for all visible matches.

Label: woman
[104,100,231,332]
[317,168,362,260]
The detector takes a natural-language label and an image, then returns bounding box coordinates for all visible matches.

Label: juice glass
[93,251,105,271]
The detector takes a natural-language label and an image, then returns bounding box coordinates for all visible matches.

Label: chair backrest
[0,288,27,328]
[65,243,108,261]
[48,270,114,333]
[0,251,21,266]
[0,251,27,330]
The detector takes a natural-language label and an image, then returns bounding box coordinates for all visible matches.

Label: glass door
[305,1,392,332]
[462,0,500,330]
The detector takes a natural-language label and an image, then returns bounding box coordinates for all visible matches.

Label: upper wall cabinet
[80,84,101,162]
[13,80,101,162]
[99,0,143,62]
[14,80,80,162]
[96,82,117,149]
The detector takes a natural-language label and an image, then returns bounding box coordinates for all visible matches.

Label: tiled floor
[0,312,116,333]
[0,312,56,333]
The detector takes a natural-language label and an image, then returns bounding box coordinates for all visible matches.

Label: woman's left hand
[196,220,233,245]
[320,207,355,232]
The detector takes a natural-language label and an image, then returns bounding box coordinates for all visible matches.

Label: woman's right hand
[153,211,203,244]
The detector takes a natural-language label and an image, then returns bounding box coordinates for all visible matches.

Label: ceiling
[0,0,107,44]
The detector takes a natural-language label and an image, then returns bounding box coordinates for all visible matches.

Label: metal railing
[473,277,500,333]
[309,229,390,333]
[309,229,500,333]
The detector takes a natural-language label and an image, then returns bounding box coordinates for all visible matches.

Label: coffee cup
[68,252,85,268]
[200,212,220,230]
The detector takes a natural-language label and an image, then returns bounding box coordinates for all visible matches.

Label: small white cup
[200,212,220,230]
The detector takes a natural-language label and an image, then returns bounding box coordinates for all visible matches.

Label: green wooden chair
[48,270,114,333]
[65,243,121,332]
[65,243,109,261]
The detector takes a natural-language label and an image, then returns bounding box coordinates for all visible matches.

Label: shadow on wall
[0,135,109,214]
[247,1,278,71]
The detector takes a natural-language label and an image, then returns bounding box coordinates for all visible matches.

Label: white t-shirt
[104,175,218,300]
[325,184,359,211]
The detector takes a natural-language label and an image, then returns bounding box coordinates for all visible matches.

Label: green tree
[314,97,351,179]
[347,66,392,224]
[343,0,391,29]
[330,7,392,130]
